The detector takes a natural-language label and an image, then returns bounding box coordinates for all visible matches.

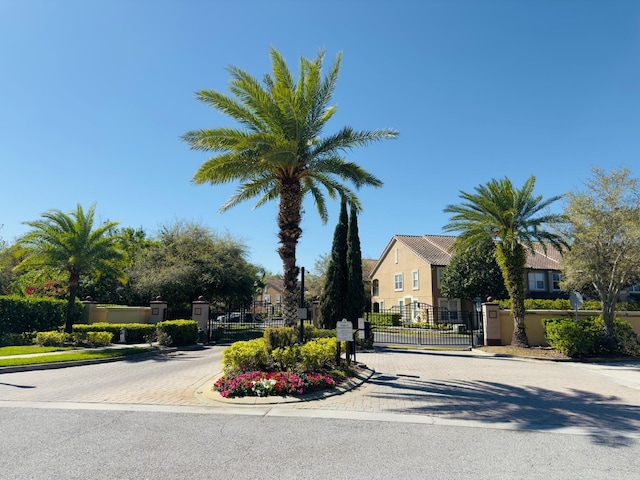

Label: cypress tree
[346,202,366,323]
[319,197,349,329]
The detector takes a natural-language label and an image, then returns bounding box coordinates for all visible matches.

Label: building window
[394,273,404,291]
[438,298,460,322]
[412,270,419,290]
[528,272,546,291]
[394,248,398,264]
[380,300,385,310]
[552,273,562,291]
[275,295,281,303]
[372,279,379,296]
[630,284,640,293]
[436,267,445,289]
[264,294,271,303]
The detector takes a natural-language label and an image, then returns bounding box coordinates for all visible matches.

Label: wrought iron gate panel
[367,303,478,347]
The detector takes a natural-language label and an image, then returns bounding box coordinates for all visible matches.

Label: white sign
[336,319,353,341]
[358,318,365,339]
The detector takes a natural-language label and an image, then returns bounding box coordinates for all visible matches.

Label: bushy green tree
[560,167,640,341]
[444,176,567,347]
[127,221,257,308]
[182,47,397,326]
[440,237,507,302]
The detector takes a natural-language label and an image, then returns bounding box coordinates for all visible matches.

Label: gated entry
[366,302,480,347]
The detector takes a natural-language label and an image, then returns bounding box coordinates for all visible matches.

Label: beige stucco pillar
[191,296,210,332]
[149,296,168,324]
[81,297,98,324]
[482,302,501,346]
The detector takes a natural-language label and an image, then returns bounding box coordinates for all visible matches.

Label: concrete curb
[196,364,376,406]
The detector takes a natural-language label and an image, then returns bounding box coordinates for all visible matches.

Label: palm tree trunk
[497,244,529,347]
[278,179,302,326]
[65,272,80,333]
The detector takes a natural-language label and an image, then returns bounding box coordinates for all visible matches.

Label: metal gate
[366,302,481,348]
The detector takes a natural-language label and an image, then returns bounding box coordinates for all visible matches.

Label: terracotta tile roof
[264,278,284,292]
[526,243,563,270]
[372,234,563,272]
[394,234,457,266]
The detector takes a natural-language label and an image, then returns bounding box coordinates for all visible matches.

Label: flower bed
[214,371,335,398]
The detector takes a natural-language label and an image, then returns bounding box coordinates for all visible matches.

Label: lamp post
[253,281,258,319]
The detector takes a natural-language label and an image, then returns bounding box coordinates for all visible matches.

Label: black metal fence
[207,301,314,343]
[366,303,481,347]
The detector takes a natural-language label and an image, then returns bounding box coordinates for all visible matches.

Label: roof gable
[370,234,563,276]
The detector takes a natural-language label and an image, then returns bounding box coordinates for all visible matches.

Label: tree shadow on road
[367,373,640,447]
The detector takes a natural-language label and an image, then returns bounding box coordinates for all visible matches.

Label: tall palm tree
[17,204,124,332]
[182,48,398,326]
[443,176,567,347]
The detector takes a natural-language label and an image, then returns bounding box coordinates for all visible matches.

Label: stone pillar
[191,296,210,333]
[82,296,98,324]
[149,296,168,324]
[482,302,502,346]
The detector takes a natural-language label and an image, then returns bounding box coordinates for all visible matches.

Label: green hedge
[0,296,83,336]
[156,319,198,347]
[543,316,640,357]
[73,323,156,344]
[497,298,640,311]
[367,312,402,327]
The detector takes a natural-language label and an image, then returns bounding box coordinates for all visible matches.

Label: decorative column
[191,296,210,333]
[81,296,98,324]
[149,296,167,323]
[482,301,501,346]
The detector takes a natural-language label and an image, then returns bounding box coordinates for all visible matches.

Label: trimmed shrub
[263,327,297,352]
[610,318,640,356]
[543,316,640,357]
[156,320,198,347]
[85,331,113,346]
[301,326,336,342]
[0,332,35,346]
[367,312,402,327]
[499,298,639,311]
[73,323,155,344]
[271,345,301,371]
[222,338,269,375]
[0,295,82,336]
[299,337,337,372]
[543,318,601,357]
[34,331,68,347]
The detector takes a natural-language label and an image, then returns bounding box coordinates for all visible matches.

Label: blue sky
[1,0,639,275]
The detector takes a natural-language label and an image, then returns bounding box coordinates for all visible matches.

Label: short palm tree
[17,204,124,332]
[443,176,567,346]
[182,48,398,325]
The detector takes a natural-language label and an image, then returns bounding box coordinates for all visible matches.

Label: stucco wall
[497,310,640,346]
[371,239,434,308]
[87,306,151,324]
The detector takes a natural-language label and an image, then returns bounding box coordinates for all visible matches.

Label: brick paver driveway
[2,346,640,436]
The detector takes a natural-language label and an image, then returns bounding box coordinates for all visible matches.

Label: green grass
[0,347,152,367]
[0,346,75,356]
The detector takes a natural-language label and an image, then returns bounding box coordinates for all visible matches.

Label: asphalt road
[1,407,639,480]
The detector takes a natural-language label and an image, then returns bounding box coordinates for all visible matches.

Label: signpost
[336,319,354,365]
[569,291,584,320]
